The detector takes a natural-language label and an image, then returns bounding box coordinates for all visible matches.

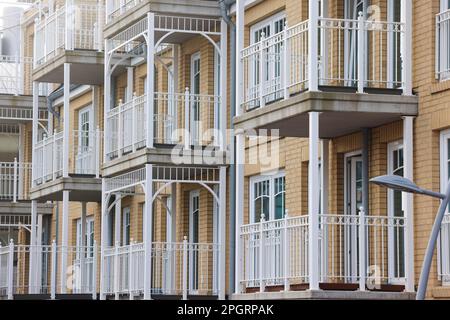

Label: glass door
[77,106,93,174]
[189,190,200,293]
[190,53,201,146]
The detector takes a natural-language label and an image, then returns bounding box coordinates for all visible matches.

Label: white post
[146,13,155,149]
[308,112,320,290]
[259,32,266,109]
[184,87,190,149]
[63,63,71,178]
[96,126,101,178]
[236,0,244,117]
[218,166,227,300]
[308,0,319,91]
[128,242,134,300]
[81,202,87,292]
[92,240,98,300]
[127,67,134,102]
[50,239,57,299]
[403,116,415,292]
[168,184,177,292]
[29,200,37,293]
[99,182,109,300]
[182,236,188,300]
[283,212,290,291]
[32,82,39,187]
[60,190,70,293]
[13,158,18,203]
[114,194,121,245]
[235,131,245,293]
[401,0,412,96]
[357,13,365,94]
[259,214,266,293]
[113,241,119,300]
[118,100,123,158]
[52,130,57,180]
[359,206,366,291]
[283,23,290,100]
[143,164,153,300]
[220,20,228,152]
[35,214,43,292]
[7,239,14,300]
[104,40,111,164]
[320,139,329,280]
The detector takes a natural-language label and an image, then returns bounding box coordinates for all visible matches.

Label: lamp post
[370,175,450,300]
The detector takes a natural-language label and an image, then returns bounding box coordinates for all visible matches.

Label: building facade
[0,0,449,300]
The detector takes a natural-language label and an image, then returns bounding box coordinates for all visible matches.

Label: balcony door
[77,105,93,174]
[75,216,94,293]
[190,53,201,146]
[387,141,405,284]
[166,65,176,144]
[344,153,362,283]
[189,190,200,293]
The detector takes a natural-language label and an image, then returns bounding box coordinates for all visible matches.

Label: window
[437,0,450,81]
[122,207,130,246]
[189,190,200,292]
[250,172,286,223]
[440,129,450,285]
[190,52,201,145]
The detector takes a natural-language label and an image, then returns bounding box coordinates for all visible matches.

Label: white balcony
[32,129,103,186]
[102,241,219,298]
[239,212,407,293]
[437,9,450,81]
[240,17,407,112]
[106,0,143,23]
[0,161,32,202]
[34,0,105,68]
[105,90,220,161]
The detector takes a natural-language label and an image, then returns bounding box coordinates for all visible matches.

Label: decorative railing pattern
[0,161,32,201]
[102,240,219,298]
[34,1,104,67]
[437,9,450,81]
[0,56,33,95]
[240,213,406,291]
[241,17,405,111]
[105,90,220,161]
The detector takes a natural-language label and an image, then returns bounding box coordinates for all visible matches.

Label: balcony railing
[106,0,144,23]
[0,161,32,202]
[437,9,450,81]
[103,240,220,298]
[439,213,450,285]
[239,212,406,292]
[241,17,405,111]
[105,90,220,161]
[34,0,105,67]
[0,56,42,96]
[0,241,98,298]
[33,129,103,186]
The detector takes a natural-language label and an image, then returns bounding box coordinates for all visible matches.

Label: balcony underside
[0,202,53,215]
[104,0,221,38]
[30,176,102,202]
[33,51,105,85]
[234,90,418,138]
[232,290,415,301]
[102,146,228,178]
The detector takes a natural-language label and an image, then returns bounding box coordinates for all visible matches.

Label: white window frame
[437,0,450,81]
[122,206,131,246]
[439,129,450,285]
[249,171,286,223]
[387,140,406,284]
[189,190,200,294]
[190,52,201,145]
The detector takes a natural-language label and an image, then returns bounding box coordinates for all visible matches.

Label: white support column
[104,41,111,164]
[235,131,245,293]
[114,194,121,245]
[29,200,37,293]
[99,181,109,300]
[220,20,228,152]
[357,13,365,94]
[80,202,87,290]
[63,63,71,178]
[401,0,413,96]
[61,190,70,293]
[35,214,43,292]
[32,82,39,187]
[146,13,155,149]
[320,139,329,281]
[308,0,319,91]
[143,164,153,300]
[403,116,415,292]
[308,112,320,290]
[218,166,227,300]
[126,67,134,102]
[236,0,244,118]
[170,184,177,243]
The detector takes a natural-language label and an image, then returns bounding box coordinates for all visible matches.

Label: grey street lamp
[370,175,450,300]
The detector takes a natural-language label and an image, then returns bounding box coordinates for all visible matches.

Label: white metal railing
[0,56,33,95]
[437,9,450,81]
[241,16,405,111]
[106,0,144,23]
[103,240,219,298]
[439,213,450,285]
[0,160,32,202]
[0,215,31,229]
[0,241,98,299]
[105,90,220,161]
[34,1,105,67]
[240,213,406,292]
[0,106,48,121]
[33,129,102,185]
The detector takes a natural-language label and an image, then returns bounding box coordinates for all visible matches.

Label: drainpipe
[47,84,82,124]
[219,0,236,296]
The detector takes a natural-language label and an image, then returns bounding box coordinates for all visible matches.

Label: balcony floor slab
[0,201,53,215]
[234,90,418,139]
[30,176,102,202]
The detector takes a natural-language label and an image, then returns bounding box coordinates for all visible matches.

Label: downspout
[47,84,82,124]
[219,0,236,296]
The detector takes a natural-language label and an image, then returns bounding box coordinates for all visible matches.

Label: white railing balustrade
[33,131,63,185]
[439,213,450,285]
[0,160,32,201]
[102,240,219,297]
[240,213,406,292]
[241,16,405,111]
[0,56,34,95]
[106,90,220,161]
[106,0,144,23]
[73,129,103,176]
[437,9,450,81]
[34,0,105,67]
